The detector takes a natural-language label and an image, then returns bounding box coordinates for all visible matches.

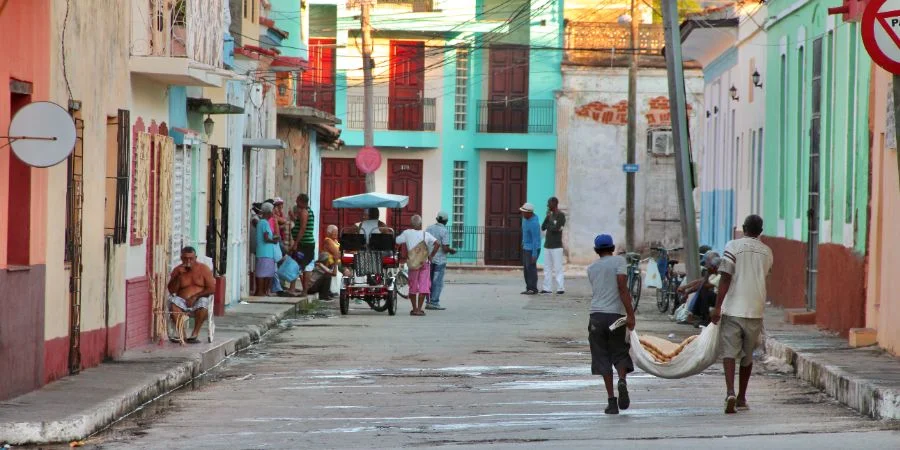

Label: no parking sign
[863,0,900,74]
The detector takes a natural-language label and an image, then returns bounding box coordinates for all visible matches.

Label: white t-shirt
[719,237,774,319]
[359,220,382,239]
[396,229,437,252]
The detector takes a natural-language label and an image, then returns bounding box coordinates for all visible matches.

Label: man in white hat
[425,211,457,310]
[520,202,541,295]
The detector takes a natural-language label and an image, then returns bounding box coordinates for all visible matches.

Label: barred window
[452,161,466,248]
[454,48,469,131]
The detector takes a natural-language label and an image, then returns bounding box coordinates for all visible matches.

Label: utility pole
[361,0,376,192]
[661,0,700,280]
[624,0,639,251]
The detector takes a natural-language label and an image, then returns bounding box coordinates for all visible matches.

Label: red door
[386,159,423,231]
[488,45,529,133]
[389,41,425,131]
[484,162,527,266]
[320,158,367,243]
[299,38,336,114]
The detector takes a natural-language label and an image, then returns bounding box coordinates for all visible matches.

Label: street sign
[862,0,900,74]
[623,164,640,173]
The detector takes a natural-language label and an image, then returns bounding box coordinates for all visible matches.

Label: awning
[277,105,341,125]
[187,97,245,114]
[243,138,287,150]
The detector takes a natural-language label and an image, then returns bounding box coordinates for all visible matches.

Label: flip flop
[185,336,201,344]
[725,395,737,414]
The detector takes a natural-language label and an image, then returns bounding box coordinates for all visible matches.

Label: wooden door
[488,45,529,133]
[389,41,425,131]
[299,38,336,114]
[386,159,423,231]
[320,158,367,242]
[484,162,527,266]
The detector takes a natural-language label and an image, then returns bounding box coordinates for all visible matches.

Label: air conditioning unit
[648,129,674,156]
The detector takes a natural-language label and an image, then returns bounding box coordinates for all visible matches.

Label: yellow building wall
[866,67,900,355]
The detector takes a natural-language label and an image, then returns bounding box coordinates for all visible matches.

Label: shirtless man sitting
[167,246,216,343]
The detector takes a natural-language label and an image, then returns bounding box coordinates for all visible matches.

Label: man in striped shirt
[290,193,316,293]
[711,214,773,414]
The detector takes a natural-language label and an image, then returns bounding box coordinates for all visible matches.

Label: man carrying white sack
[587,234,636,415]
[710,214,773,414]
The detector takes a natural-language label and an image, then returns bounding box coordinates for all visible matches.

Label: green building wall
[763,0,870,253]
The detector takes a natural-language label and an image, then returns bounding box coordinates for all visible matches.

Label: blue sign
[622,164,640,173]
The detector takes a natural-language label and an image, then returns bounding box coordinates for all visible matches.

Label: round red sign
[355,146,382,174]
[862,0,900,74]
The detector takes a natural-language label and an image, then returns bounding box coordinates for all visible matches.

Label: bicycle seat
[667,259,679,266]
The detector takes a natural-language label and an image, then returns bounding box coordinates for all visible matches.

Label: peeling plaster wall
[560,66,703,264]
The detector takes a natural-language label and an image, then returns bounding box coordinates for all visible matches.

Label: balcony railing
[347,96,436,132]
[375,0,436,12]
[135,0,226,68]
[476,99,555,134]
[565,22,666,63]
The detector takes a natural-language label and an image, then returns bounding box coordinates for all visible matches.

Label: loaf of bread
[639,334,698,363]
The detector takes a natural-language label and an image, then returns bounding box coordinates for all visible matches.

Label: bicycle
[625,252,642,312]
[652,247,684,314]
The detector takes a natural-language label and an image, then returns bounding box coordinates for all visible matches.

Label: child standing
[586,234,637,414]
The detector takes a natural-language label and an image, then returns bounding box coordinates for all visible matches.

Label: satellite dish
[5,101,77,168]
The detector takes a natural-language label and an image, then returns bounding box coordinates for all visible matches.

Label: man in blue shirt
[519,203,541,295]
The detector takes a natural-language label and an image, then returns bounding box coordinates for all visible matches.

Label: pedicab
[332,192,410,316]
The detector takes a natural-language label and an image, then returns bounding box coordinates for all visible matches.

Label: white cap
[436,211,449,221]
[260,202,274,214]
[519,203,535,213]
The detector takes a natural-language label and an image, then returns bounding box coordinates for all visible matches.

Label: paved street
[74,272,898,449]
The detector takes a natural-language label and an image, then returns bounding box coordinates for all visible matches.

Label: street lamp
[729,85,739,101]
[752,69,763,88]
[204,115,215,137]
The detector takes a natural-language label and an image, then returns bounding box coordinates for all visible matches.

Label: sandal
[725,395,737,414]
[185,336,200,344]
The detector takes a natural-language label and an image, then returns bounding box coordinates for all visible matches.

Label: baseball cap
[436,211,449,221]
[519,203,535,213]
[273,197,284,205]
[260,202,274,214]
[594,234,615,249]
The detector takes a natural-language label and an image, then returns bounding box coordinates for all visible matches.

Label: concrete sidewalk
[764,307,900,420]
[0,299,306,445]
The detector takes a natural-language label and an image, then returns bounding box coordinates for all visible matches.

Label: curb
[764,335,900,420]
[0,304,297,445]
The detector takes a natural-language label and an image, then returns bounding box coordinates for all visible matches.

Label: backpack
[407,231,430,270]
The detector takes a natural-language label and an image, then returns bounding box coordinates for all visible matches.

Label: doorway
[320,158,367,241]
[387,159,423,230]
[389,40,425,131]
[487,45,529,133]
[484,161,527,265]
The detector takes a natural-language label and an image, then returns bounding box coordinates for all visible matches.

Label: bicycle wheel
[631,274,642,312]
[656,280,669,313]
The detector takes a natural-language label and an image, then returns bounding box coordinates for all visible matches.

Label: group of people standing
[250,194,338,300]
[396,212,456,316]
[519,197,567,296]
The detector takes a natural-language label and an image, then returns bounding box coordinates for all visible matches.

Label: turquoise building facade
[311,0,564,265]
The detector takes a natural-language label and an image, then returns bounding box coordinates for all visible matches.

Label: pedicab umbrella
[332,192,409,209]
[619,320,721,379]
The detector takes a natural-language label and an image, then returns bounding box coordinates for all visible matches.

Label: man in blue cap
[587,233,636,414]
[519,203,541,295]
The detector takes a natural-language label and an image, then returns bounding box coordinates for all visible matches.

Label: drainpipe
[104,235,112,360]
